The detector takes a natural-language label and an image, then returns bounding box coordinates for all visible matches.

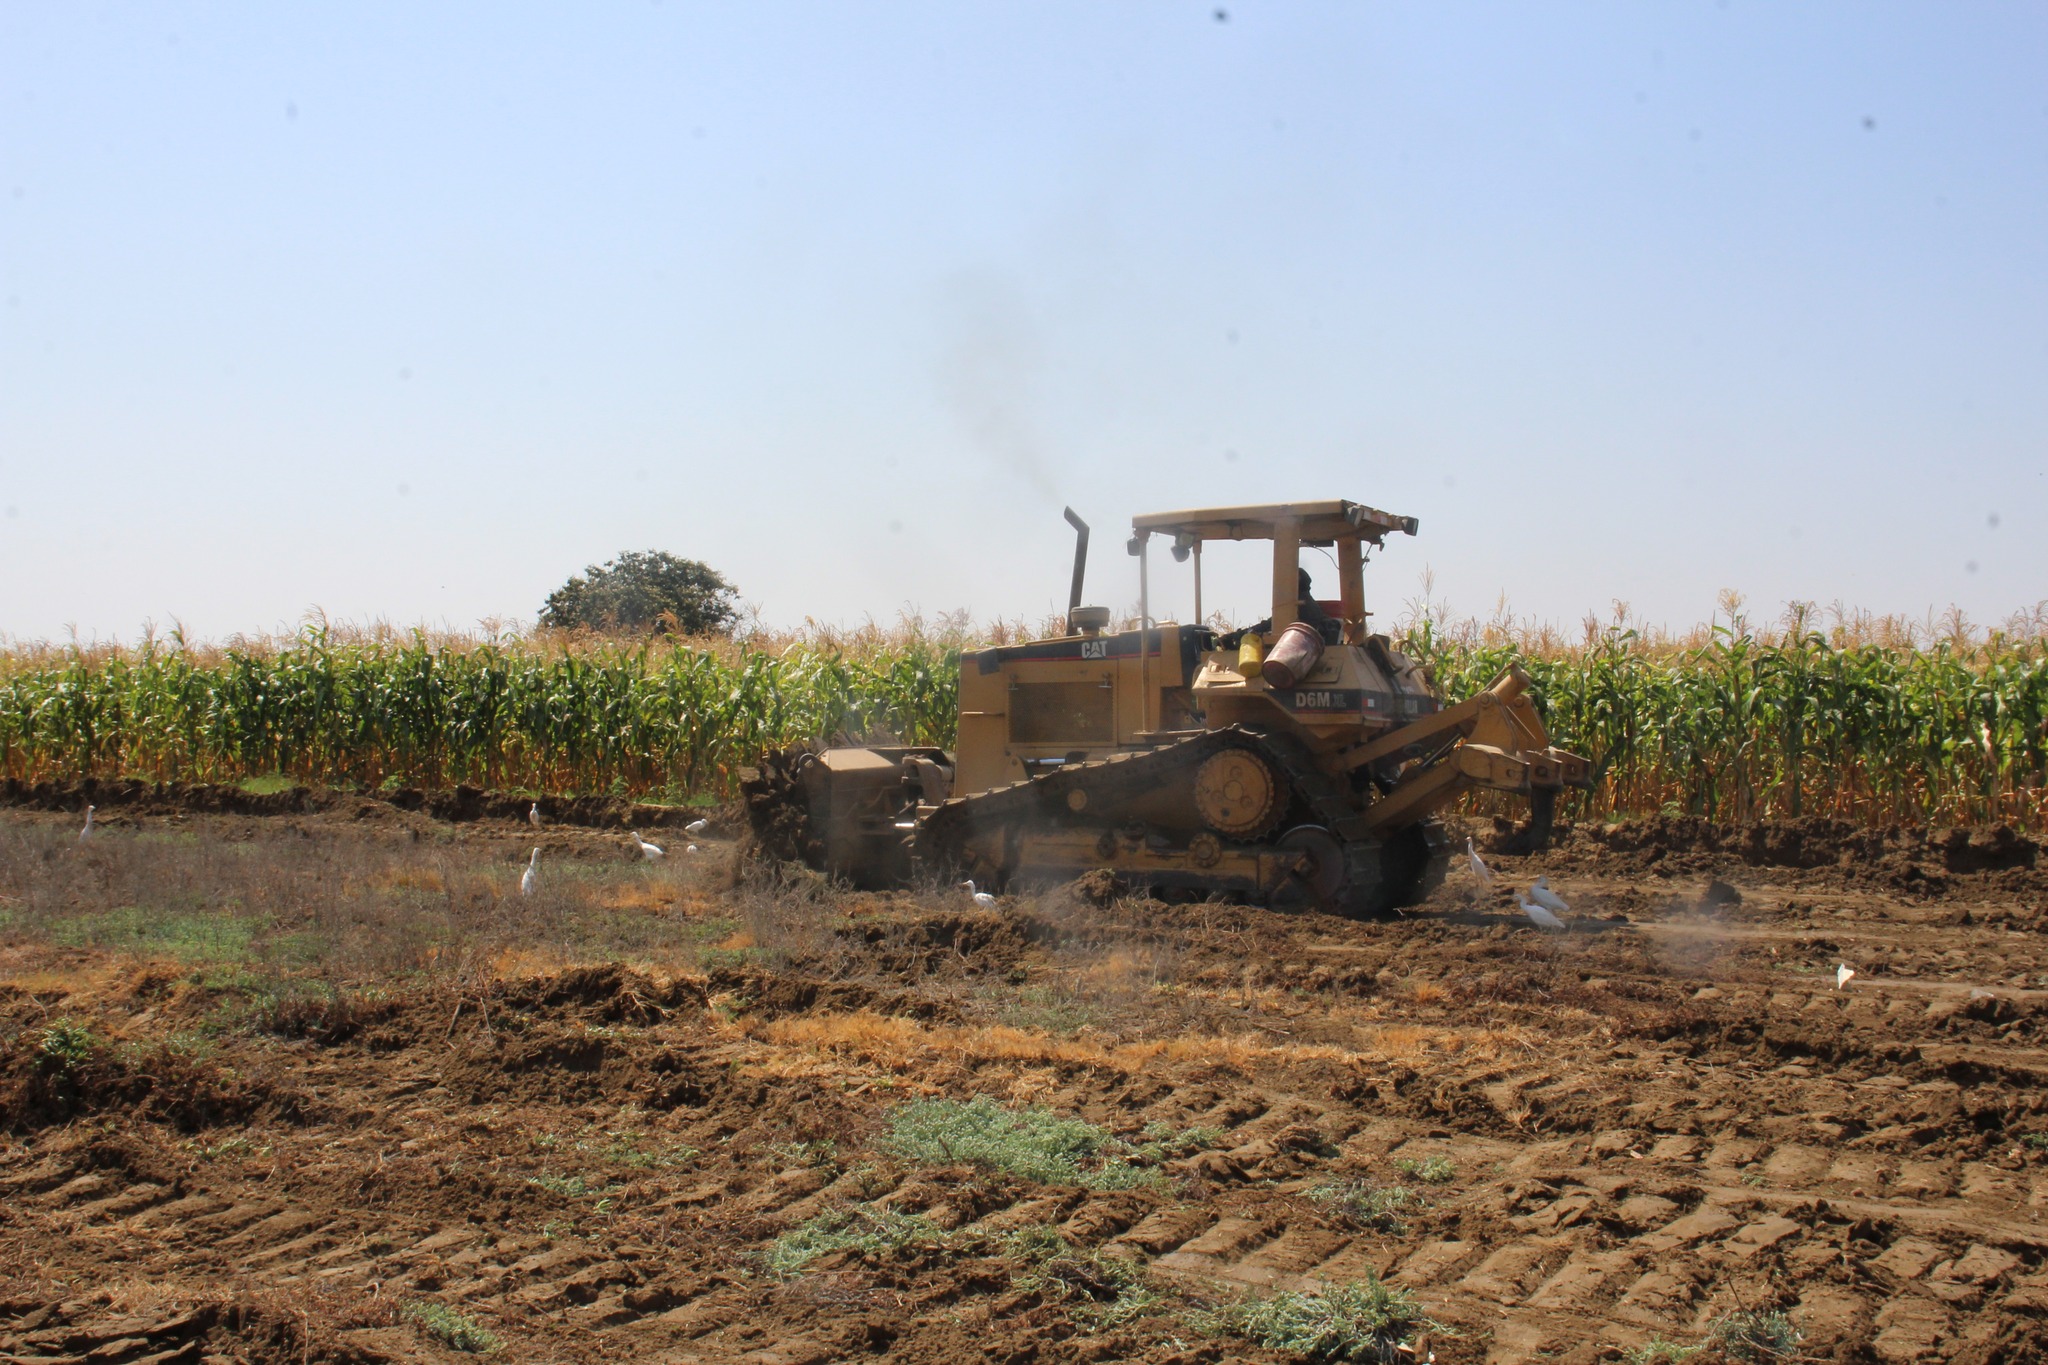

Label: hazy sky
[4,3,2044,643]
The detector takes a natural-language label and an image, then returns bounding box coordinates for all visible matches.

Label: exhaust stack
[1062,507,1089,631]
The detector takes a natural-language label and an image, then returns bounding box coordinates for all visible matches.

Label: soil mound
[0,777,321,817]
[1,1039,317,1134]
[1575,814,2039,893]
[499,964,708,1023]
[0,776,724,832]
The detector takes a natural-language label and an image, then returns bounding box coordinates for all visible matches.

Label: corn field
[2,615,2045,830]
[1406,621,2048,831]
[0,628,960,799]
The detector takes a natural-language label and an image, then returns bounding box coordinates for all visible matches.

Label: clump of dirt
[245,987,403,1045]
[1065,869,1127,908]
[498,963,708,1024]
[0,776,716,831]
[1700,878,1743,909]
[828,910,1036,980]
[1573,814,2040,894]
[0,1034,317,1134]
[377,785,708,830]
[1,777,320,817]
[1933,823,2037,872]
[704,965,961,1024]
[0,1293,391,1365]
[1585,813,2039,871]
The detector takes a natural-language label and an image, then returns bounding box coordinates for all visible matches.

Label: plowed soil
[2,793,2047,1364]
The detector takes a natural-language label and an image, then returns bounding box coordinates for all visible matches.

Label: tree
[539,551,740,636]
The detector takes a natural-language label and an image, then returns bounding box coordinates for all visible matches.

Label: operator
[1223,568,1340,646]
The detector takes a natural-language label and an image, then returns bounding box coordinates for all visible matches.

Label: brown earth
[1,797,2046,1363]
[0,777,740,834]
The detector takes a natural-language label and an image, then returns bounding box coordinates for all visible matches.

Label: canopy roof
[1130,499,1419,545]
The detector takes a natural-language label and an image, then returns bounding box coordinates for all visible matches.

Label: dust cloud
[934,270,1062,506]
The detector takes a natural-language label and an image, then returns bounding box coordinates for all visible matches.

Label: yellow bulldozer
[746,499,1588,915]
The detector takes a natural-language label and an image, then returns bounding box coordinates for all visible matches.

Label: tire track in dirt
[5,806,2048,1362]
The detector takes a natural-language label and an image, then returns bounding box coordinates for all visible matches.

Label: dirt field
[2,789,2045,1364]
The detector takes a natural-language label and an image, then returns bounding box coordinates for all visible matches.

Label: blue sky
[3,3,2043,641]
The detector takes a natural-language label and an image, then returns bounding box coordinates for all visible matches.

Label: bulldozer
[746,499,1588,916]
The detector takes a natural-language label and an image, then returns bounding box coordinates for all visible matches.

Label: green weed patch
[1206,1277,1447,1363]
[51,906,263,962]
[884,1096,1154,1189]
[764,1205,948,1277]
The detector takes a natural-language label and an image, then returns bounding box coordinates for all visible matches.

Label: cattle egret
[685,844,699,855]
[959,879,978,896]
[520,847,539,897]
[1529,876,1570,916]
[1466,838,1493,886]
[973,891,998,908]
[529,802,543,828]
[1836,964,1855,990]
[79,804,95,841]
[685,818,709,836]
[1517,895,1566,930]
[631,831,665,860]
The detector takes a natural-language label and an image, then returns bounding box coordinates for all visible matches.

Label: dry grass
[752,1008,1538,1077]
[0,816,730,992]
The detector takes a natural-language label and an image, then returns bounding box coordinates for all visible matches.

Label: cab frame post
[1270,518,1301,632]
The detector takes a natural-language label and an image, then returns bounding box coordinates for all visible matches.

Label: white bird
[972,891,998,908]
[685,844,700,855]
[79,804,96,841]
[1466,837,1493,886]
[959,879,978,896]
[520,847,540,897]
[1528,876,1570,916]
[528,802,543,828]
[685,818,709,836]
[630,830,665,860]
[1836,964,1855,990]
[1517,895,1566,930]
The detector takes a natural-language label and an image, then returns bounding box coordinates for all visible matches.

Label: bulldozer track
[916,725,1450,914]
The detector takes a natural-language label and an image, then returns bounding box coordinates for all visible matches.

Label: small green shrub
[1308,1180,1416,1233]
[403,1301,499,1353]
[769,1138,840,1169]
[1622,1339,1701,1364]
[190,1134,269,1161]
[34,1019,97,1074]
[885,1096,1153,1189]
[764,1205,948,1277]
[695,945,763,972]
[2021,1132,2048,1151]
[245,981,387,1041]
[1005,1226,1160,1328]
[1210,1277,1447,1363]
[1395,1154,1456,1185]
[1710,1310,1801,1362]
[998,986,1103,1035]
[613,1138,698,1170]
